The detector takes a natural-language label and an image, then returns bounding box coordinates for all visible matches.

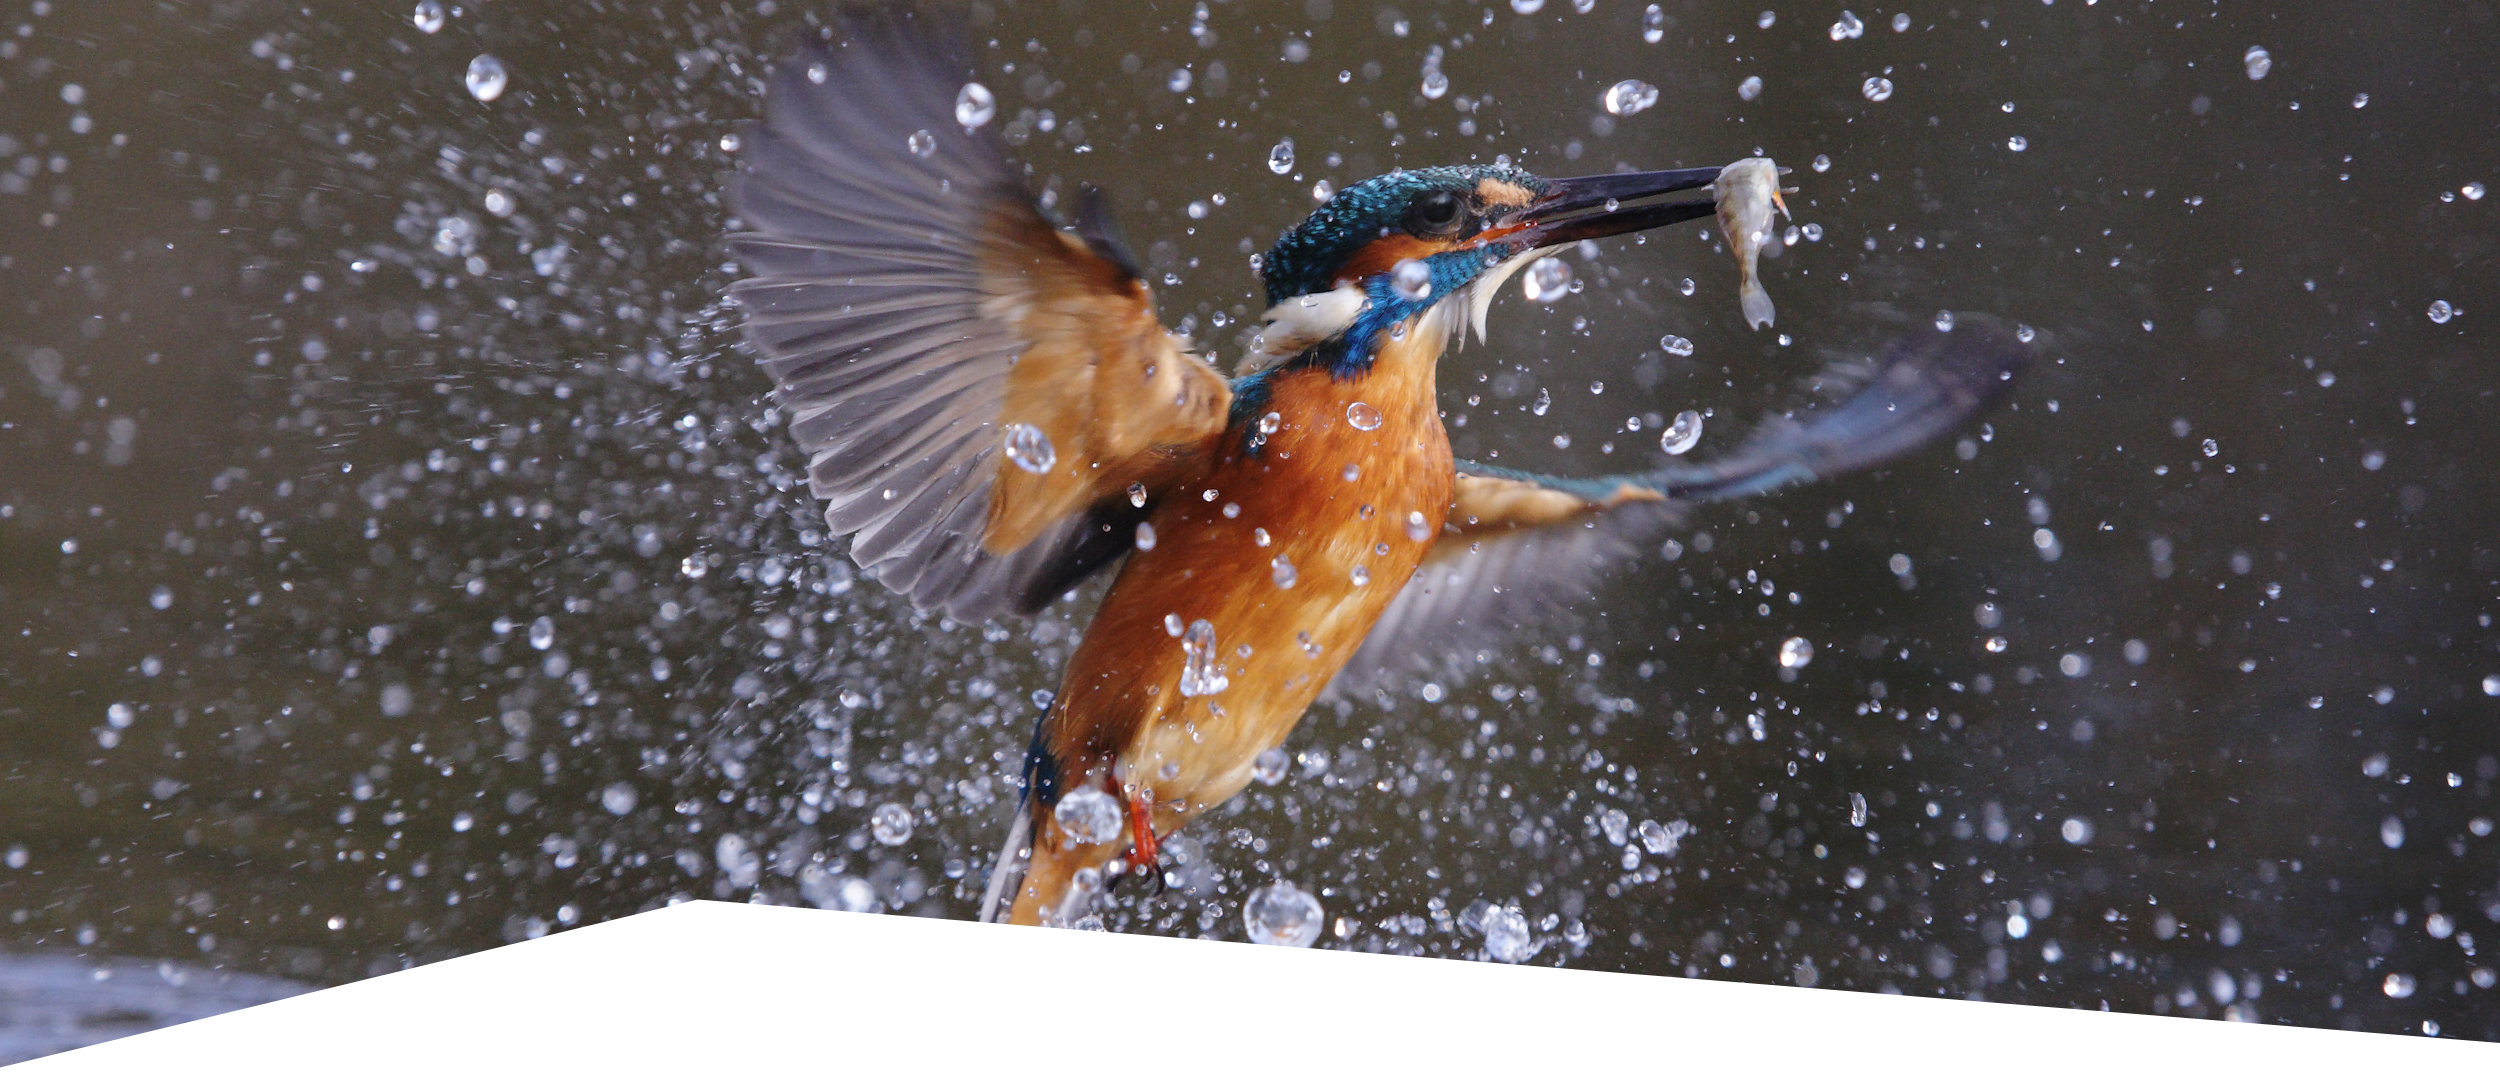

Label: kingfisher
[726,10,2026,928]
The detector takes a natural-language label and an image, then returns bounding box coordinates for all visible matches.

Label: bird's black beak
[1495,166,1724,247]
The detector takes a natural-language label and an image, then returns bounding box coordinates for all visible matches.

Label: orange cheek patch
[1333,235,1453,287]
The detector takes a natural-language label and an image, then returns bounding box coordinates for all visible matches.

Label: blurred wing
[1332,319,2029,695]
[726,12,1230,621]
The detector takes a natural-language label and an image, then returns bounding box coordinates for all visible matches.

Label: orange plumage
[1006,324,1454,924]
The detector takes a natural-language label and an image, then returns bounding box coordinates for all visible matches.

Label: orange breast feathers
[1042,332,1456,832]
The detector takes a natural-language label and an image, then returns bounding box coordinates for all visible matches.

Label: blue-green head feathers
[1257,165,1551,305]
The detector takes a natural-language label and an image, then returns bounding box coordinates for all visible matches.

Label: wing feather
[726,11,1230,621]
[1332,318,2030,695]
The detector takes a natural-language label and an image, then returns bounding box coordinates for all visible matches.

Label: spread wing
[726,11,1230,621]
[1333,318,2031,695]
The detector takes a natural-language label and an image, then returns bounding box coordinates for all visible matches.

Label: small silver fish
[1713,157,1792,331]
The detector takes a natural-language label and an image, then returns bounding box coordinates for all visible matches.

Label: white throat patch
[1232,246,1557,375]
[1464,245,1559,345]
[1236,283,1366,375]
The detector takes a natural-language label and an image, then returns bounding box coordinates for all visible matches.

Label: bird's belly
[1048,372,1453,832]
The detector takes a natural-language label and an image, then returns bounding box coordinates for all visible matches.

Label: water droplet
[1848,792,1869,827]
[1311,179,1334,201]
[1642,4,1668,43]
[1244,881,1325,946]
[1891,12,1911,31]
[870,803,914,845]
[600,783,638,816]
[955,82,997,129]
[1659,335,1695,359]
[1510,0,1546,13]
[1128,482,1149,508]
[1268,137,1296,175]
[452,811,475,833]
[1180,618,1230,696]
[2243,46,2272,81]
[1736,75,1763,102]
[106,702,134,729]
[2382,972,2417,999]
[1165,613,1186,637]
[2381,815,2405,849]
[2060,817,2093,844]
[1604,79,1659,116]
[1811,154,1832,173]
[1861,76,1894,102]
[2483,674,2499,696]
[1638,818,1684,855]
[1531,388,1551,416]
[2006,135,2029,152]
[2427,299,2455,324]
[1003,423,1056,473]
[1482,906,1536,962]
[906,129,937,157]
[1523,256,1572,303]
[1252,747,1291,784]
[2351,92,2369,109]
[1659,409,1703,454]
[2463,182,2487,201]
[1421,69,1450,100]
[1934,309,1956,332]
[527,616,555,650]
[1346,401,1384,431]
[2202,438,2220,458]
[1349,565,1371,587]
[413,0,445,34]
[1389,258,1432,301]
[1756,10,1776,28]
[1054,788,1125,845]
[1257,411,1284,436]
[1405,510,1432,543]
[1778,636,1815,669]
[1168,67,1194,93]
[1134,522,1157,551]
[1270,555,1298,589]
[465,54,508,102]
[1829,10,1864,40]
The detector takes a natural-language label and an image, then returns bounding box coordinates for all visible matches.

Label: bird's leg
[1118,777,1164,892]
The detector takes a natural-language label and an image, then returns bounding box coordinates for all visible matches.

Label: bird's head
[1247,163,1723,372]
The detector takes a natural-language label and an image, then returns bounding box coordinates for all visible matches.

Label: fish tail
[1739,277,1776,330]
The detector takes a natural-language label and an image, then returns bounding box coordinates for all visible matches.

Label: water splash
[954,83,997,129]
[465,55,508,102]
[1603,80,1659,117]
[1523,257,1572,302]
[1179,619,1229,696]
[1054,788,1125,845]
[1659,409,1703,454]
[1003,423,1056,473]
[1243,881,1325,946]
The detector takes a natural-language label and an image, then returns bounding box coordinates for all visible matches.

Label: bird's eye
[1406,191,1465,236]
